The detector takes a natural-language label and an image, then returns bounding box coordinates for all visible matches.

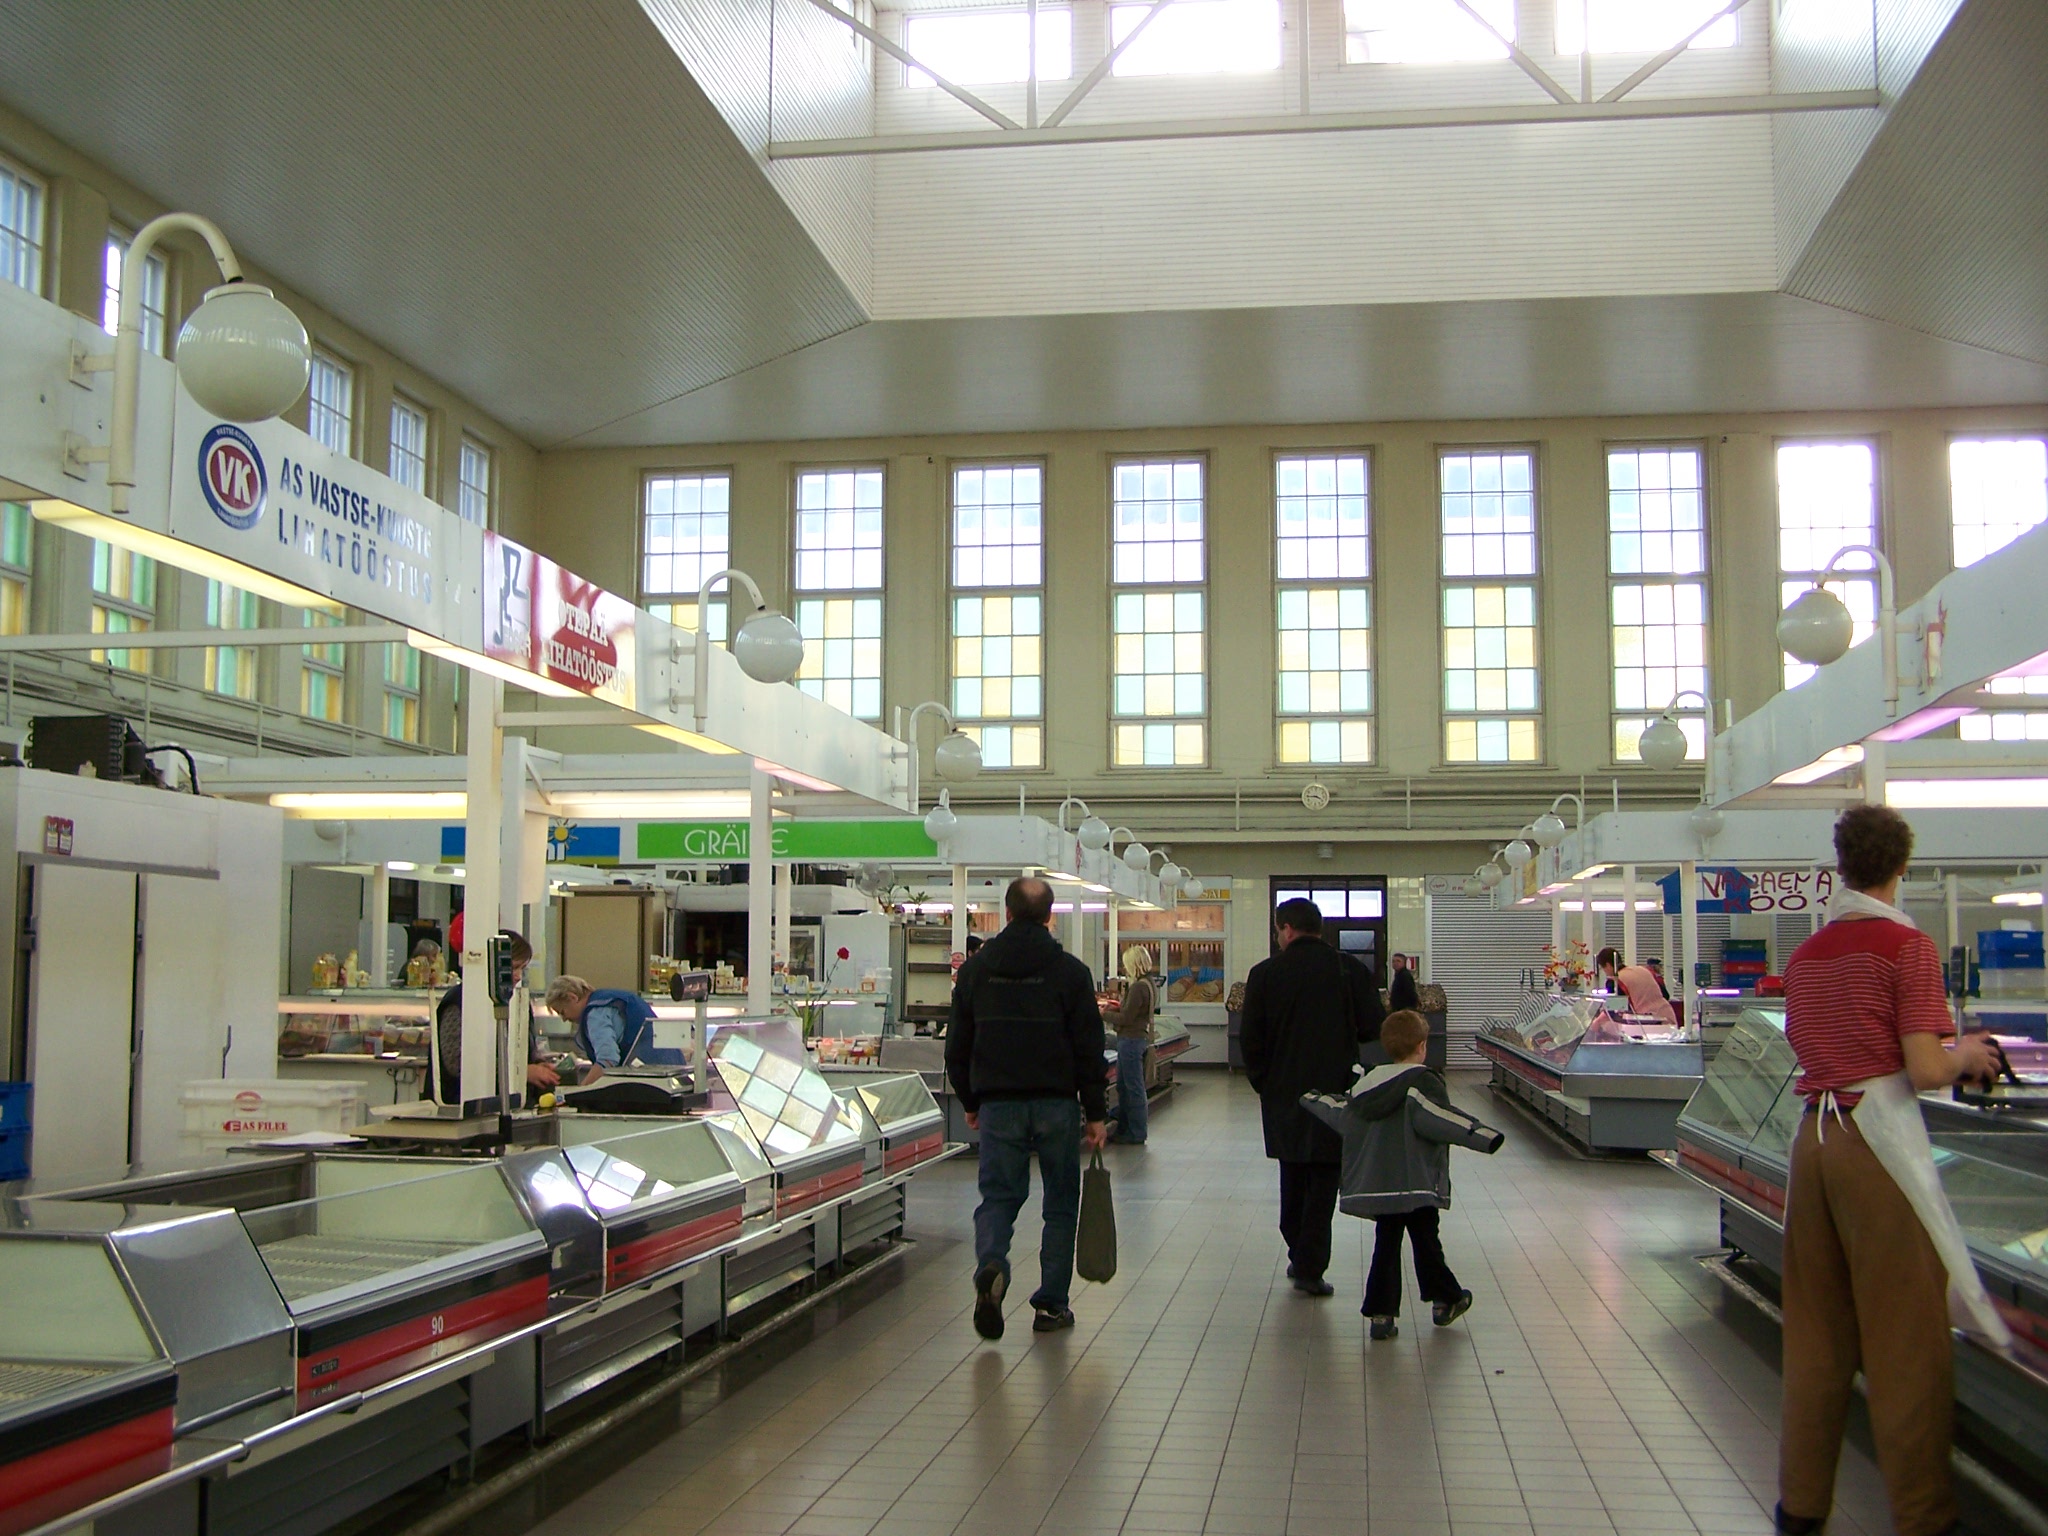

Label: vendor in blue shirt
[543,974,688,1083]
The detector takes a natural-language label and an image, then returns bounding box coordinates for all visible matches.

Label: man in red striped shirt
[1775,804,1999,1536]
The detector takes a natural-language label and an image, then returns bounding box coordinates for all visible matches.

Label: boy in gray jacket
[1301,1009,1504,1340]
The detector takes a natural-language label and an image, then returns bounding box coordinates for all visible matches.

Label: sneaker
[972,1263,1007,1340]
[1772,1507,1826,1535]
[1031,1305,1075,1333]
[1292,1277,1335,1297]
[1368,1316,1398,1341]
[1431,1290,1474,1328]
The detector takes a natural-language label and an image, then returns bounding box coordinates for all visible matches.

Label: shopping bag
[1076,1148,1117,1283]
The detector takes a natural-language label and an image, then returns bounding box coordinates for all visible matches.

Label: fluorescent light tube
[1885,778,2048,809]
[270,792,466,817]
[1774,745,1865,785]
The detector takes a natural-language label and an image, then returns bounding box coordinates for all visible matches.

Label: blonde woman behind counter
[1104,948,1156,1146]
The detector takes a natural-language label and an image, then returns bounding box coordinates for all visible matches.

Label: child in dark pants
[1301,1009,1504,1340]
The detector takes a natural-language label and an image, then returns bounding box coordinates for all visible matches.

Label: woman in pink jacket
[1596,947,1677,1027]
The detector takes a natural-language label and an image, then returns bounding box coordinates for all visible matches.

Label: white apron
[1809,890,2012,1350]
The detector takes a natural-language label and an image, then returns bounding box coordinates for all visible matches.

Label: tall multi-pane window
[307,350,354,457]
[1440,448,1540,763]
[301,610,346,722]
[203,580,260,700]
[102,232,169,355]
[1777,442,1878,688]
[1111,458,1206,767]
[1110,0,1280,74]
[0,502,30,637]
[1950,436,2048,570]
[388,397,429,493]
[1275,454,1372,765]
[641,471,731,639]
[0,157,44,295]
[904,9,1073,85]
[458,437,493,526]
[1608,446,1708,761]
[793,467,885,720]
[1556,0,1739,52]
[384,644,421,741]
[951,463,1044,769]
[90,540,156,673]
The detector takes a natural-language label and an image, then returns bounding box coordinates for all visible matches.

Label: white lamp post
[691,568,804,730]
[73,213,311,515]
[904,702,983,813]
[1778,545,1898,714]
[1641,689,1725,846]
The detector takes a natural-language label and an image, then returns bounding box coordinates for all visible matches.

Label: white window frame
[458,436,493,526]
[1949,434,2048,572]
[90,539,157,674]
[1605,442,1710,763]
[300,609,347,723]
[793,465,887,721]
[104,229,170,356]
[1110,456,1208,769]
[308,349,355,459]
[1274,451,1374,767]
[0,501,31,638]
[1439,445,1542,765]
[1776,438,1881,690]
[388,395,430,494]
[384,643,422,742]
[0,155,45,296]
[1345,0,1513,64]
[949,460,1047,771]
[203,579,262,701]
[903,8,1074,87]
[640,470,733,640]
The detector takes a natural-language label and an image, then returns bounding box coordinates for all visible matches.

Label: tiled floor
[476,1071,1962,1536]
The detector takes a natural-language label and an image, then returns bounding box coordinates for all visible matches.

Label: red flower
[836,946,851,961]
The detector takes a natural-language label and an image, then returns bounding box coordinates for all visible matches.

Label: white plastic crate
[181,1080,364,1151]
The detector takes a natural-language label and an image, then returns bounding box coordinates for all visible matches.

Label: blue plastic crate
[0,1127,26,1182]
[1978,931,2044,968]
[1977,1011,2048,1041]
[0,1082,27,1129]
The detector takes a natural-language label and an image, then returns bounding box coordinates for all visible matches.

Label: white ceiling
[1,0,2042,450]
[562,289,2048,445]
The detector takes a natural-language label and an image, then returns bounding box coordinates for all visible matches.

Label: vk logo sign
[199,424,266,530]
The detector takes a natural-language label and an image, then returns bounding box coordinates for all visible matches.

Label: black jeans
[1277,1161,1341,1282]
[1364,1206,1461,1317]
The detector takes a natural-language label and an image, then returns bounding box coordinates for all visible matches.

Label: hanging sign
[169,393,474,639]
[1656,866,1757,914]
[440,819,939,864]
[483,532,638,710]
[1729,867,1838,914]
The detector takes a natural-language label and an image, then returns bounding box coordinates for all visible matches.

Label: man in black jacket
[1240,897,1385,1296]
[947,877,1110,1340]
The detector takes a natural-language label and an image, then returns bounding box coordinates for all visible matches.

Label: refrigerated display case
[703,1022,865,1215]
[841,1073,944,1174]
[236,1160,553,1404]
[1478,991,1704,1152]
[554,1119,746,1289]
[0,1219,177,1532]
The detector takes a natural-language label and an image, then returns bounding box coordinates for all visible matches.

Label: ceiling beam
[768,88,1881,158]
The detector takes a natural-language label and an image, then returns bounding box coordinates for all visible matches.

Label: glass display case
[699,1111,776,1220]
[1479,992,1704,1152]
[0,1217,177,1528]
[830,1085,885,1177]
[235,1161,552,1404]
[704,1021,865,1214]
[554,1119,747,1288]
[850,1074,945,1173]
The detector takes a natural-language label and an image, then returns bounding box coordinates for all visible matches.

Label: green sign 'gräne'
[632,819,938,862]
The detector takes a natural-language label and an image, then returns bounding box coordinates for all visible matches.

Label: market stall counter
[1478,991,1703,1153]
[1674,1003,2048,1483]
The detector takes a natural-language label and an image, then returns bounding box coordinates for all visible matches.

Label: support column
[367,863,391,986]
[1551,903,1565,957]
[748,768,772,1014]
[1621,864,1638,966]
[774,859,793,980]
[1107,899,1120,981]
[950,864,968,958]
[1680,859,1699,1031]
[1945,873,1960,957]
[460,677,504,1105]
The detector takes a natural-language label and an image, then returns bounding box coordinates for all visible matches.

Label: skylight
[1110,0,1281,77]
[1345,0,1513,64]
[1555,0,1739,55]
[904,8,1073,87]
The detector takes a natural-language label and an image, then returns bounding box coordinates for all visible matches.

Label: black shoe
[972,1263,1007,1340]
[1292,1277,1335,1297]
[1031,1305,1075,1333]
[1285,1262,1298,1280]
[1773,1506,1825,1535]
[1431,1290,1473,1327]
[1368,1316,1398,1340]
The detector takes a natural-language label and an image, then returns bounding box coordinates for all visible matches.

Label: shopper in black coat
[1240,898,1385,1295]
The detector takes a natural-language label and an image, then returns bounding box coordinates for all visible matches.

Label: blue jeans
[1115,1036,1150,1143]
[973,1097,1082,1312]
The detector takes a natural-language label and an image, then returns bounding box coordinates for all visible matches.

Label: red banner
[483,532,637,708]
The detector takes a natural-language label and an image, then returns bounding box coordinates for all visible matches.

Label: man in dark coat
[1240,897,1385,1296]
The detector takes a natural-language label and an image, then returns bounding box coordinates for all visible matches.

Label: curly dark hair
[1834,803,1914,890]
